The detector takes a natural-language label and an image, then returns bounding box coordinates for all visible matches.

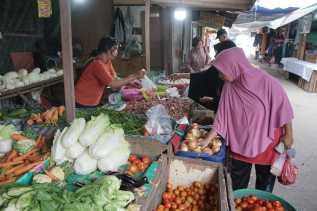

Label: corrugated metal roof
[270,3,317,29]
[234,3,317,30]
[114,0,255,11]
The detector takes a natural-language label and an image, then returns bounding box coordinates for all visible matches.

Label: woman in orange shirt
[75,37,145,107]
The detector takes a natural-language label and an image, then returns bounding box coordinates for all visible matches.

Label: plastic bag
[144,105,173,144]
[120,86,143,101]
[141,76,157,91]
[278,154,298,185]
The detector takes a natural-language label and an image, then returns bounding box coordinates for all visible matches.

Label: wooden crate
[148,156,233,211]
[125,136,170,211]
[298,71,317,92]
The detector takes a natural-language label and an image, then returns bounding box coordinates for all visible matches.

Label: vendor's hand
[135,68,146,79]
[282,134,294,149]
[127,74,137,82]
[199,138,212,148]
[200,96,213,103]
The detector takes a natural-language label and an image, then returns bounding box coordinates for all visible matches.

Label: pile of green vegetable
[0,176,134,211]
[76,107,146,135]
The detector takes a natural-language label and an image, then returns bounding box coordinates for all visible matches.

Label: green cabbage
[13,139,35,154]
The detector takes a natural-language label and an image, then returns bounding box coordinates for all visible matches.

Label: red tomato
[241,202,248,209]
[128,154,137,162]
[164,201,171,208]
[247,198,256,205]
[142,155,151,164]
[273,201,282,208]
[266,202,273,209]
[162,192,170,201]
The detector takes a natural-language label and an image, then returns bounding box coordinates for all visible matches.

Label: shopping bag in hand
[278,153,298,185]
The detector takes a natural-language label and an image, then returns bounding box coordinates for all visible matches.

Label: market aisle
[251,62,317,211]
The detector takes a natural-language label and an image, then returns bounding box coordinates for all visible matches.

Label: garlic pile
[180,123,222,155]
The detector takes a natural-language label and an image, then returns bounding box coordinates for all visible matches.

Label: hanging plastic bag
[144,104,173,144]
[278,151,298,185]
[141,75,157,91]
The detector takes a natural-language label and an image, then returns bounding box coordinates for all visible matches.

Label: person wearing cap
[214,28,236,56]
[75,36,146,108]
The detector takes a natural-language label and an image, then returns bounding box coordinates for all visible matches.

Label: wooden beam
[151,0,252,11]
[113,0,145,6]
[59,0,75,122]
[297,33,307,60]
[145,0,151,71]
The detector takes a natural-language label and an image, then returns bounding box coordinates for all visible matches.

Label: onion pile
[180,123,222,155]
[156,181,219,211]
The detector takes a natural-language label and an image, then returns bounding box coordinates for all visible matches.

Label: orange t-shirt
[75,59,117,106]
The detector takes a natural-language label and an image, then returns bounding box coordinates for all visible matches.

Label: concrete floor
[249,62,317,211]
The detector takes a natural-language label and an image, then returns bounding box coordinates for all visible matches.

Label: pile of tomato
[127,154,151,176]
[234,195,285,211]
[156,181,219,211]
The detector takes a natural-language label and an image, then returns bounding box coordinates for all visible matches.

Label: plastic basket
[175,143,226,163]
[234,188,296,211]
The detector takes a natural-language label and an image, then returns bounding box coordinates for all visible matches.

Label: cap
[216,28,227,39]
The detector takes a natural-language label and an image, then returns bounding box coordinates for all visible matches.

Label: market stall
[281,57,317,92]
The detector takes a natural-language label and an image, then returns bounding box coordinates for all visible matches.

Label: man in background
[214,28,236,56]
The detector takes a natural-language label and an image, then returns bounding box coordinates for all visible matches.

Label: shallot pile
[124,97,192,120]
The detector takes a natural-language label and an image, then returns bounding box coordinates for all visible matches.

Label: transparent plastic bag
[144,104,173,144]
[278,154,298,185]
[141,75,157,91]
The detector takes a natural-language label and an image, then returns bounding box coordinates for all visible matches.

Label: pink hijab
[213,47,294,158]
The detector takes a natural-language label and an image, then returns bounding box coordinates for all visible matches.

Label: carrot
[5,164,25,175]
[27,119,34,126]
[5,150,18,162]
[51,110,59,123]
[26,153,42,162]
[11,133,28,141]
[0,160,24,168]
[0,175,8,181]
[58,106,65,117]
[12,161,42,176]
[11,148,39,162]
[35,117,43,124]
[35,135,42,147]
[44,170,59,181]
[0,178,16,185]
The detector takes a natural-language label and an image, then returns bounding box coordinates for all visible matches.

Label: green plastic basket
[234,189,296,211]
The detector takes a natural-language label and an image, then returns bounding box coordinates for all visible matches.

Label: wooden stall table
[281,57,317,92]
[0,76,64,106]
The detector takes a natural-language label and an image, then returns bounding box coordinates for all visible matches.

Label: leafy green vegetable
[22,127,38,140]
[0,124,16,139]
[0,176,134,211]
[76,107,146,135]
[13,139,35,154]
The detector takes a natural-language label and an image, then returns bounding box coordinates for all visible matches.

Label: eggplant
[107,172,149,190]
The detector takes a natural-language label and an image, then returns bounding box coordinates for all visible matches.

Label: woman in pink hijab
[203,47,294,192]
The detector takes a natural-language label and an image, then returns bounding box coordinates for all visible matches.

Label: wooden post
[297,33,307,60]
[59,0,75,122]
[145,0,151,71]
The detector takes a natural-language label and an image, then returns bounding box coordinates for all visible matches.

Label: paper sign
[38,0,52,18]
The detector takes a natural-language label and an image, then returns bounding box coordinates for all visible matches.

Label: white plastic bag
[144,105,173,144]
[141,76,157,91]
